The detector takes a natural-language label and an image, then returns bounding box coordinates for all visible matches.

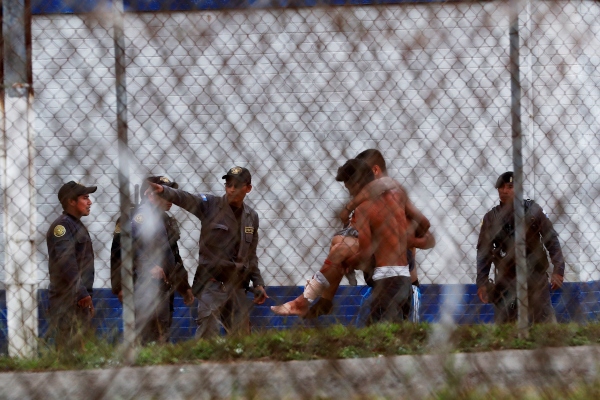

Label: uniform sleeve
[50,224,90,301]
[110,218,122,295]
[534,204,566,276]
[169,242,191,294]
[476,213,493,288]
[110,234,122,294]
[247,213,265,288]
[159,186,210,220]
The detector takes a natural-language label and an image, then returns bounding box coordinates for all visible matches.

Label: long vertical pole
[509,0,529,337]
[1,0,37,357]
[113,0,136,363]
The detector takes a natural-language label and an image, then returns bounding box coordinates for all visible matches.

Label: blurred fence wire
[1,0,600,395]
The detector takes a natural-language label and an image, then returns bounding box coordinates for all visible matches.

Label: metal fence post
[510,0,529,337]
[1,0,37,357]
[113,0,137,363]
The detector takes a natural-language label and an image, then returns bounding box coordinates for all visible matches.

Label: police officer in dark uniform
[476,171,566,323]
[113,176,194,344]
[46,181,97,349]
[146,166,268,338]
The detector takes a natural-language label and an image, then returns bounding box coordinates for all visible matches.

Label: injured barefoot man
[271,158,432,323]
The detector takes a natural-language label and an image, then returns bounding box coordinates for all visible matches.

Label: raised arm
[147,182,209,219]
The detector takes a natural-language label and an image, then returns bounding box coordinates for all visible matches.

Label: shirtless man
[305,150,433,319]
[341,160,417,324]
[272,158,428,320]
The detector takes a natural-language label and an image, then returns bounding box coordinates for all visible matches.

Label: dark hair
[60,197,71,210]
[335,159,375,191]
[355,149,387,175]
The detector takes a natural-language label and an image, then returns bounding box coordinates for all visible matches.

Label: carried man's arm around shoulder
[339,177,399,223]
[343,205,373,269]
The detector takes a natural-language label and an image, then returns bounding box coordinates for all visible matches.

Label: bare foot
[271,297,309,317]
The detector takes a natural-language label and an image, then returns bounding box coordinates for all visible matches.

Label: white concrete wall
[10,0,599,288]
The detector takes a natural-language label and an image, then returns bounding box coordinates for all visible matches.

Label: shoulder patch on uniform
[114,222,121,234]
[54,225,66,238]
[245,227,254,234]
[134,214,144,224]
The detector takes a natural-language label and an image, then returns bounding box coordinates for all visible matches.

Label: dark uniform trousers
[367,276,413,325]
[492,273,556,324]
[134,276,172,343]
[49,293,94,350]
[195,280,254,338]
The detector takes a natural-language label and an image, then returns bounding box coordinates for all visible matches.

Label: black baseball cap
[141,176,178,194]
[222,166,252,185]
[335,159,374,185]
[58,181,97,203]
[495,171,514,188]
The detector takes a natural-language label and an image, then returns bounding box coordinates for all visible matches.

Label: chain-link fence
[1,0,600,396]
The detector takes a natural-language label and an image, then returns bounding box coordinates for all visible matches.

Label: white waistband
[372,266,410,281]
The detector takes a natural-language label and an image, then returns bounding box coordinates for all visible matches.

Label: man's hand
[145,182,164,196]
[150,266,167,282]
[551,274,564,290]
[77,295,95,317]
[477,286,489,304]
[253,285,269,304]
[183,288,195,306]
[408,231,436,250]
[117,290,123,303]
[339,205,352,225]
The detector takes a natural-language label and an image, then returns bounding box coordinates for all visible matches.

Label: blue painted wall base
[0,282,596,353]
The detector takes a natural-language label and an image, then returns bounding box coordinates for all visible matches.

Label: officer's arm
[476,214,493,288]
[169,243,192,294]
[52,229,90,301]
[536,205,566,277]
[159,185,210,219]
[110,219,122,295]
[247,217,265,288]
